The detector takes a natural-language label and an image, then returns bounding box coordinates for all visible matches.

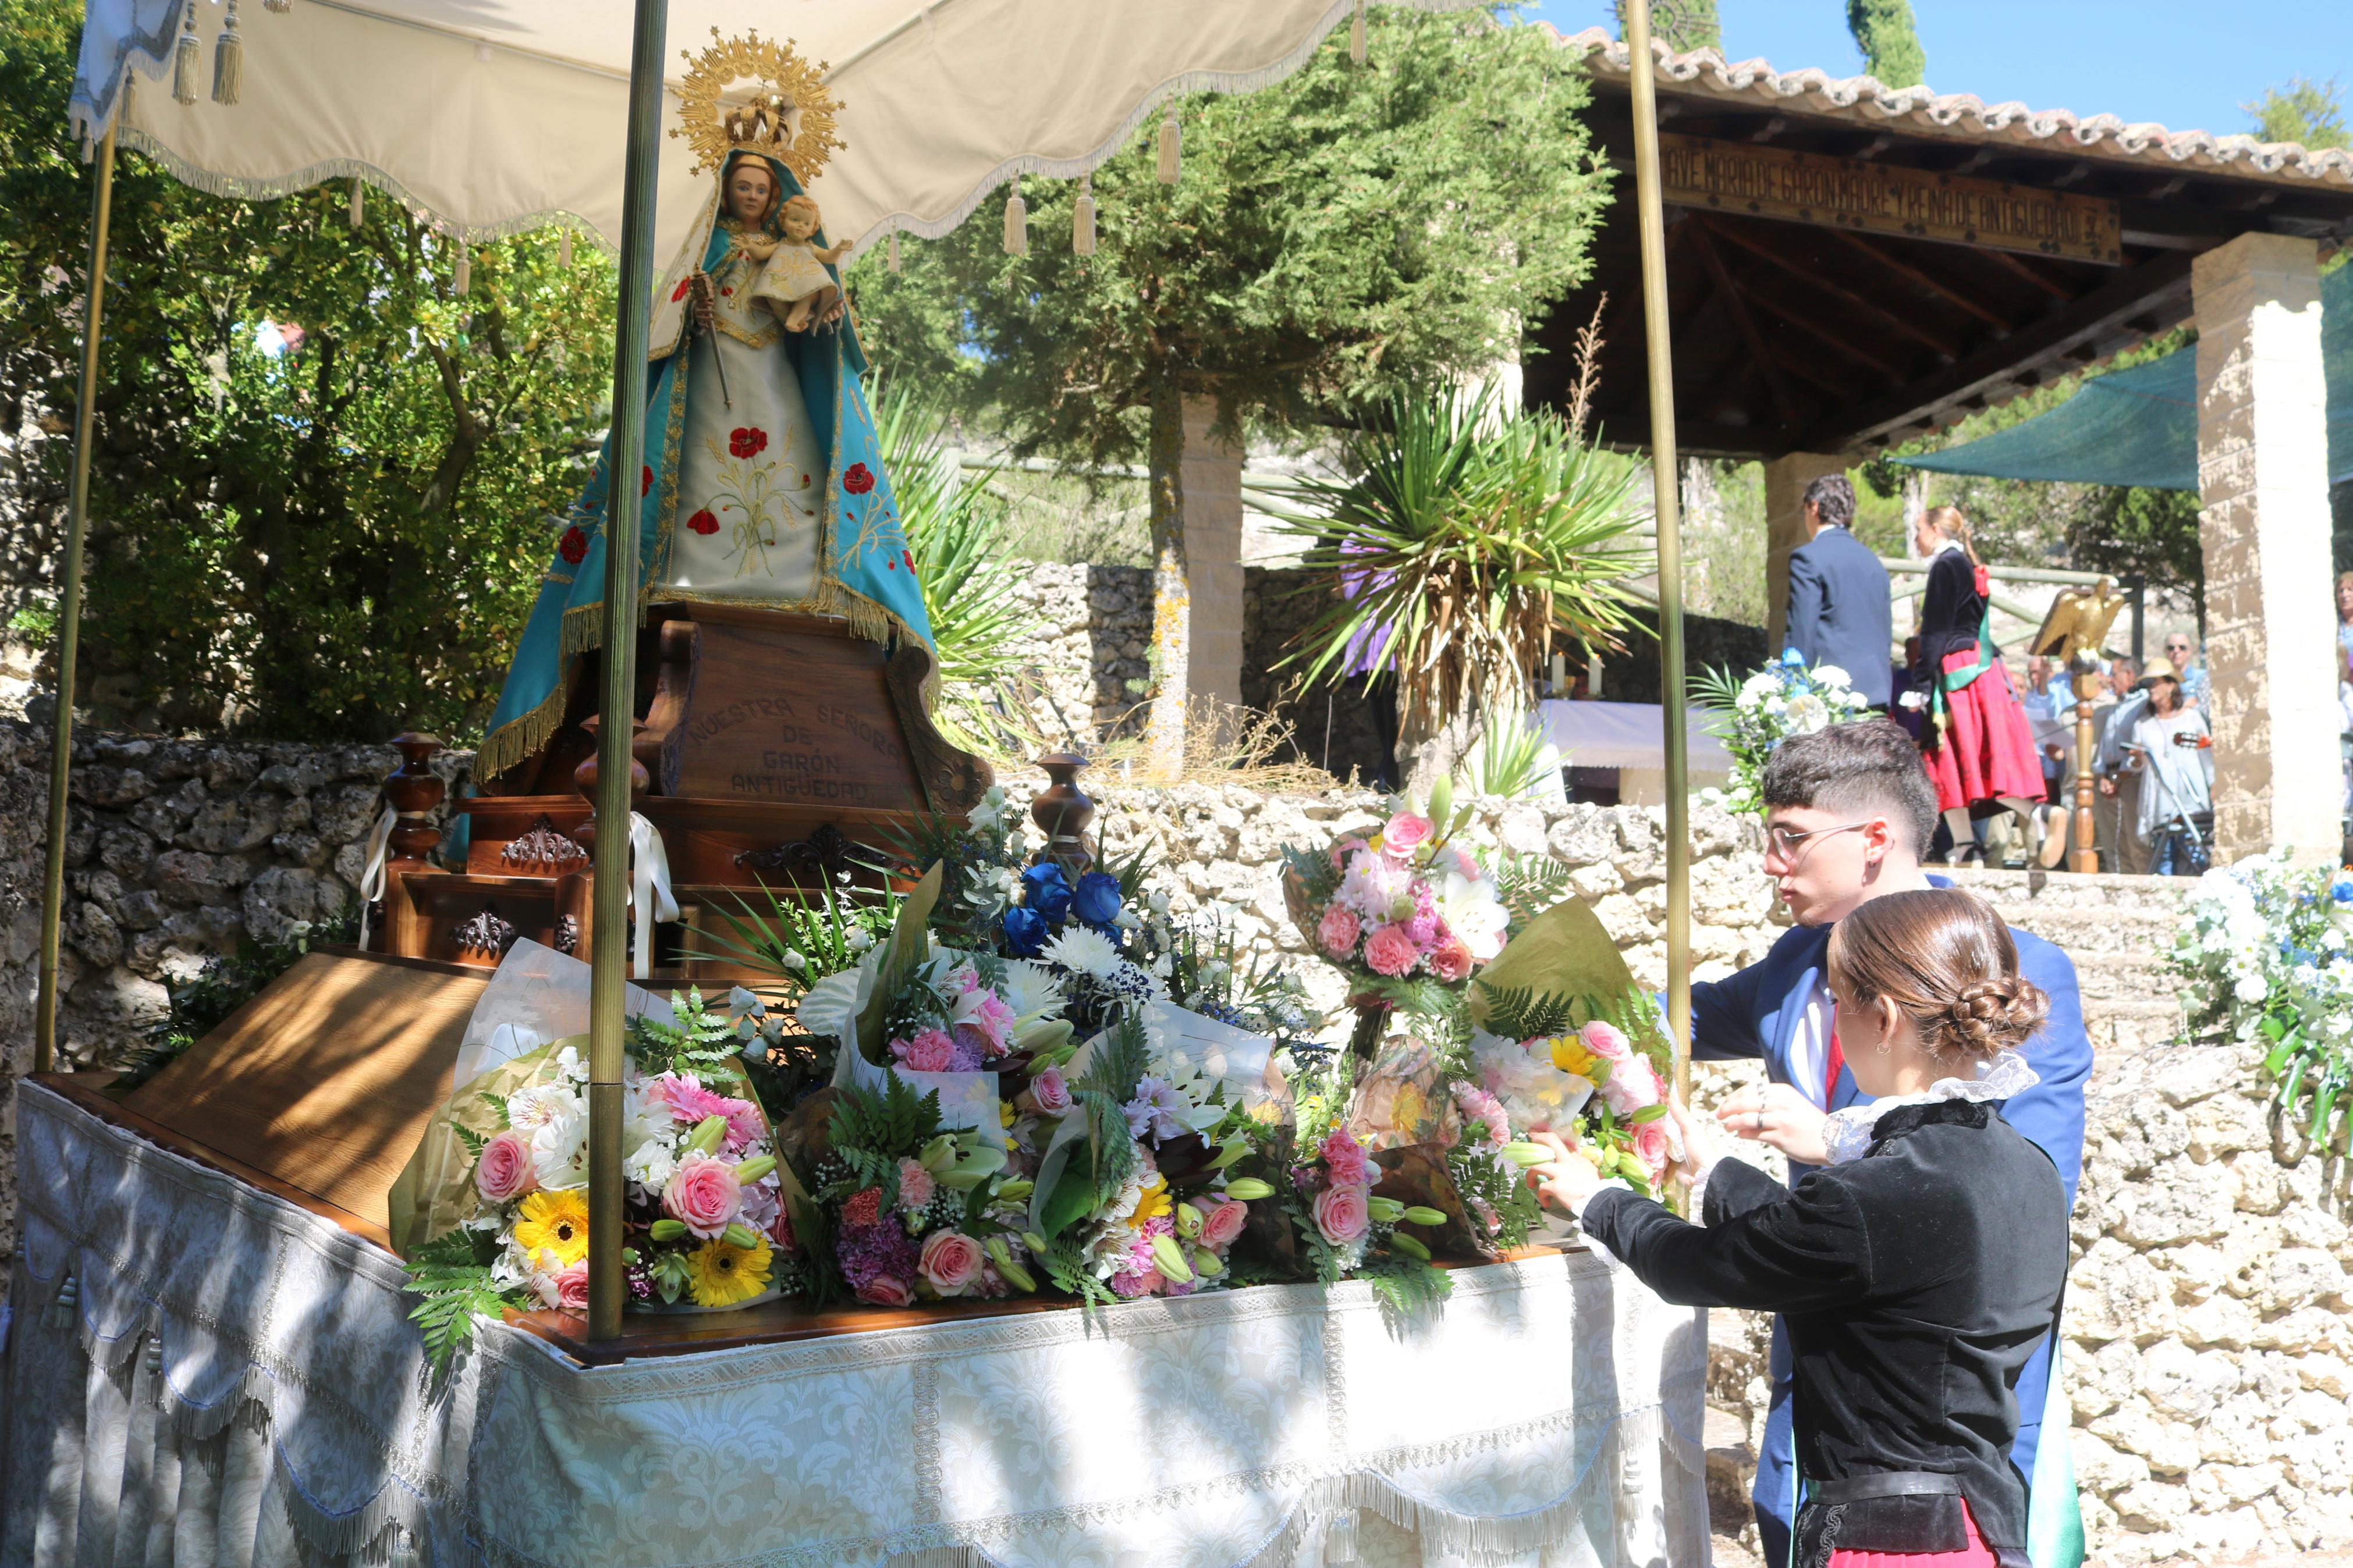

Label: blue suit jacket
[1785,525,1896,709]
[1690,884,2090,1552]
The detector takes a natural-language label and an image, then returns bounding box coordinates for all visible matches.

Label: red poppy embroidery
[843,463,875,495]
[721,286,733,297]
[641,464,653,496]
[558,526,590,564]
[729,426,768,458]
[671,279,692,302]
[903,549,916,573]
[687,508,720,536]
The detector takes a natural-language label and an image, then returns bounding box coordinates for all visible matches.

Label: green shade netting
[1895,264,2353,492]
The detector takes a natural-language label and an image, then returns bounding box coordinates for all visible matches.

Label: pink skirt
[1923,648,2046,813]
[1828,1499,1999,1567]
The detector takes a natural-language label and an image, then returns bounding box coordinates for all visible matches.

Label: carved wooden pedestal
[377,605,992,978]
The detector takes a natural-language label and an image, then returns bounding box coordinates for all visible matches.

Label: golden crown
[671,30,844,186]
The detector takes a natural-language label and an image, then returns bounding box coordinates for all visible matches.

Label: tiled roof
[1556,27,2353,194]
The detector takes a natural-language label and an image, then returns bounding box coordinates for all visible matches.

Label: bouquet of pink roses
[1281,777,1509,1040]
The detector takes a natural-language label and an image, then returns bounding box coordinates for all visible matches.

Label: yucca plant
[1276,386,1650,784]
[876,386,1031,752]
[1462,706,1566,802]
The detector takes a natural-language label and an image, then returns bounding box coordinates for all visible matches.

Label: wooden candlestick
[385,731,445,869]
[1031,753,1095,876]
[2070,659,2100,875]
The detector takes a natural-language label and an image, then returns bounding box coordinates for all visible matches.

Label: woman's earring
[1875,1041,1891,1055]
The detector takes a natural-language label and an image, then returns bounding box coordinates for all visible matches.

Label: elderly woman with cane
[1529,888,2070,1568]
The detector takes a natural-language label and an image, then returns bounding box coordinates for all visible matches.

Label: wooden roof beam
[1689,221,1807,431]
[1823,229,2014,332]
[1793,250,2195,451]
[1701,218,1967,359]
[1978,248,2076,300]
[1726,269,1913,380]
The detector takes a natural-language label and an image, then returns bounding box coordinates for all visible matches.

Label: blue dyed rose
[1073,871,1123,931]
[1003,905,1049,957]
[1781,647,1806,667]
[1021,862,1073,923]
[2333,877,2353,905]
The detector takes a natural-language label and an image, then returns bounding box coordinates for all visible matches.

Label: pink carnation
[1603,1058,1665,1118]
[893,1026,958,1073]
[953,989,1016,1056]
[841,1187,883,1227]
[1580,1019,1631,1062]
[475,1129,537,1204]
[1362,922,1419,977]
[1631,1119,1674,1183]
[1318,905,1362,957]
[1198,1197,1249,1250]
[918,1231,986,1296]
[1314,1183,1371,1245]
[1320,1127,1373,1188]
[1451,1082,1512,1147]
[897,1157,936,1210]
[856,1275,914,1307]
[1426,936,1474,983]
[1382,812,1434,855]
[663,1152,743,1239]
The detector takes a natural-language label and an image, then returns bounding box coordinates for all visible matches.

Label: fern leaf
[453,1123,488,1158]
[1279,843,1342,904]
[477,1090,512,1129]
[1077,1012,1150,1103]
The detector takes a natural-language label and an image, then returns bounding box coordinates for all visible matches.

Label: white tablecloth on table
[2,1082,1710,1568]
[1536,702,1732,776]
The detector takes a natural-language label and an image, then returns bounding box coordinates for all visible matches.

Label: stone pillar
[2192,233,2340,865]
[1180,395,1245,713]
[1763,453,1849,655]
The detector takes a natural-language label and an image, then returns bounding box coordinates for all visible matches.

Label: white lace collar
[1821,1050,2038,1165]
[1928,536,1966,560]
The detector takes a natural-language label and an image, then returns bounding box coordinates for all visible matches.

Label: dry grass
[1094,692,1343,793]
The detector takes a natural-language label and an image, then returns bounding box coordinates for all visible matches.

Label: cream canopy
[72,0,1480,263]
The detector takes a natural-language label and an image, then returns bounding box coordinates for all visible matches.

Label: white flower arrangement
[1694,652,1875,815]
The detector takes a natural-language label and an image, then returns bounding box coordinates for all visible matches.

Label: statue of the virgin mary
[475,41,928,783]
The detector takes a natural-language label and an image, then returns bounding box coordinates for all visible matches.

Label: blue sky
[1510,1,2353,139]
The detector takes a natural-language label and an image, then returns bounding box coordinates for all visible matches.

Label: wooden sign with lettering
[1660,134,2124,264]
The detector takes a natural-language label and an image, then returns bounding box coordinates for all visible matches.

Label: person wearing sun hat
[2123,655,2212,876]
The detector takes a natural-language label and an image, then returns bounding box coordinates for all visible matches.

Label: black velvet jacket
[1581,1100,2068,1558]
[1919,547,1992,671]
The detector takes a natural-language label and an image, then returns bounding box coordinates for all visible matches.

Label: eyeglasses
[1763,820,1872,859]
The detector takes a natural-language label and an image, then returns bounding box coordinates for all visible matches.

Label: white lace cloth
[3,1083,1710,1568]
[1818,1049,2040,1166]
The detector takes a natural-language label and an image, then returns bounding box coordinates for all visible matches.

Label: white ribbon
[354,802,397,950]
[626,811,679,979]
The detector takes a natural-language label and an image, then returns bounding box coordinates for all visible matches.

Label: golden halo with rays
[670,28,844,187]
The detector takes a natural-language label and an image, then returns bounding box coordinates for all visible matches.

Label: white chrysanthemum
[1000,958,1067,1019]
[1044,925,1122,979]
[624,1137,677,1193]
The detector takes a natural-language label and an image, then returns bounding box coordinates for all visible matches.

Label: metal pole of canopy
[34,115,119,1076]
[588,0,670,1345]
[1622,1,1692,1107]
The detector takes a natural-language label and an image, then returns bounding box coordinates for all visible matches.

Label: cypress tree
[1847,0,1926,88]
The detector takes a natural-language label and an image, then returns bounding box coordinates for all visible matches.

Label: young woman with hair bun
[1530,888,2069,1568]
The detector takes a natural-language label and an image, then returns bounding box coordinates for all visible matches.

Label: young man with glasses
[1692,720,2092,1566]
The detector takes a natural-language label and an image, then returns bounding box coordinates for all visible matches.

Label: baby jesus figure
[751,193,852,333]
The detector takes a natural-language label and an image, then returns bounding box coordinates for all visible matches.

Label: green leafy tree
[1,0,616,739]
[2245,77,2351,150]
[1847,0,1926,89]
[847,6,1611,763]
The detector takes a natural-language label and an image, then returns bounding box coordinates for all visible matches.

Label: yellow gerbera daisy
[513,1190,590,1267]
[688,1236,774,1308]
[1126,1174,1172,1232]
[1548,1036,1602,1080]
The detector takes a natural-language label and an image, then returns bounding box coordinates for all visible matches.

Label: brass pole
[588,0,670,1345]
[1624,2,1692,1104]
[2070,659,2100,874]
[34,116,119,1076]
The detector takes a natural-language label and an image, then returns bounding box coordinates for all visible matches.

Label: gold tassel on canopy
[262,0,290,11]
[559,228,573,269]
[453,238,471,294]
[887,230,901,273]
[212,0,244,105]
[1003,179,1027,256]
[1072,172,1096,255]
[172,2,201,105]
[348,178,363,228]
[1158,108,1181,183]
[1350,0,1368,64]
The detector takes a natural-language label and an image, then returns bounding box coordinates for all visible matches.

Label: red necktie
[1823,1022,1846,1110]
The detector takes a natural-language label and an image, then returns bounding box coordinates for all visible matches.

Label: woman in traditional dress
[1531,888,2070,1568]
[477,120,930,784]
[1912,506,2045,864]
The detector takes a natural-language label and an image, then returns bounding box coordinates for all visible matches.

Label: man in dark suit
[1784,474,1894,709]
[1694,721,2091,1565]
